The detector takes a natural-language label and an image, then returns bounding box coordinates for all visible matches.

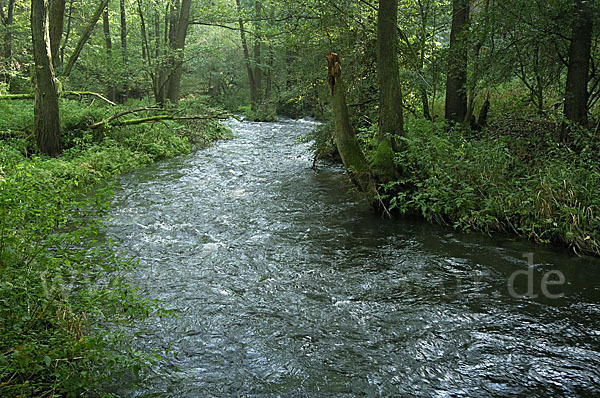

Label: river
[105,118,600,396]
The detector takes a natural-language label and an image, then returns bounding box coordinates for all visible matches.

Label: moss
[370,138,398,183]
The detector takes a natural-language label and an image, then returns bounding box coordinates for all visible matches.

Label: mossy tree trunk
[32,0,61,156]
[326,52,377,203]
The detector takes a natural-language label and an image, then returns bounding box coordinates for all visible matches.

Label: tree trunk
[120,0,127,62]
[265,43,274,101]
[162,0,179,98]
[236,0,258,111]
[476,96,490,129]
[561,0,593,141]
[417,1,431,120]
[377,0,404,150]
[2,0,14,59]
[166,0,191,105]
[102,6,112,53]
[138,0,147,61]
[59,0,72,64]
[326,52,376,203]
[137,0,158,101]
[421,88,431,120]
[444,0,469,124]
[154,10,166,104]
[49,0,65,69]
[252,0,263,107]
[1,0,15,89]
[62,0,109,77]
[102,4,116,101]
[31,0,61,156]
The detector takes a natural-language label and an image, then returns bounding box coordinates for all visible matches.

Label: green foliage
[0,99,228,395]
[299,120,339,162]
[0,152,154,395]
[0,101,34,135]
[245,105,278,122]
[370,138,398,182]
[384,117,600,255]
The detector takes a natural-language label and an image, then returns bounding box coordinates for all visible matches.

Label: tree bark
[166,0,191,105]
[102,4,116,101]
[49,0,65,69]
[2,0,14,59]
[562,0,593,140]
[326,52,377,203]
[59,0,72,64]
[444,0,469,124]
[252,0,263,106]
[31,0,61,156]
[377,0,404,150]
[236,0,259,111]
[62,0,109,77]
[120,0,127,62]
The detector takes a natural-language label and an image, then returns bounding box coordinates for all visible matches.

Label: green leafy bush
[384,118,600,255]
[0,153,158,395]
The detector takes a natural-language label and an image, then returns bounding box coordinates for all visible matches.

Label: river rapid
[105,118,600,397]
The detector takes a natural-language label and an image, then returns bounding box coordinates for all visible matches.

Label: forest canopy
[0,0,597,128]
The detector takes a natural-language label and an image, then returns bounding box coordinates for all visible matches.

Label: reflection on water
[106,118,600,397]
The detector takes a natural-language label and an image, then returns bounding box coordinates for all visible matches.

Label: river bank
[0,98,231,395]
[309,115,600,256]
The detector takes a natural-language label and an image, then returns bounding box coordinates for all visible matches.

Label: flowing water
[105,118,600,397]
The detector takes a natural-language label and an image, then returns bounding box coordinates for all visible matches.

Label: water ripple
[106,118,600,397]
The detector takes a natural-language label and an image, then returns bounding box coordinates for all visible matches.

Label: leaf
[44,355,51,367]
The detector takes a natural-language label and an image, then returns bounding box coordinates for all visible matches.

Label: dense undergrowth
[309,115,600,256]
[0,98,231,396]
[387,118,600,256]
